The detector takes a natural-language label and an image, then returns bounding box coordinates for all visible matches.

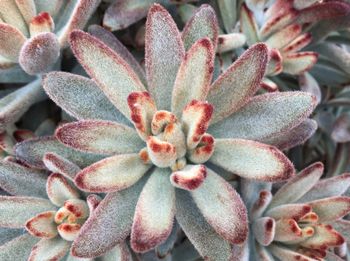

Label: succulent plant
[0,150,132,260]
[40,3,319,259]
[245,162,350,261]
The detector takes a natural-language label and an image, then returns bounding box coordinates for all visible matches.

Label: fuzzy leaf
[268,162,324,209]
[43,72,129,123]
[308,197,350,222]
[170,165,207,191]
[25,211,57,238]
[56,120,144,155]
[43,152,81,181]
[0,160,47,198]
[0,234,39,261]
[88,25,146,84]
[262,119,317,151]
[0,23,26,61]
[207,43,268,124]
[14,136,104,169]
[171,38,214,118]
[176,189,234,260]
[265,24,302,50]
[217,0,237,33]
[300,224,344,249]
[282,33,312,54]
[274,219,302,242]
[71,175,148,258]
[29,12,54,37]
[297,174,350,203]
[75,154,151,193]
[103,0,159,31]
[181,4,218,50]
[0,196,55,228]
[283,52,318,75]
[0,228,24,246]
[331,114,350,143]
[46,173,79,206]
[252,217,275,246]
[28,237,70,261]
[56,0,101,47]
[209,91,316,140]
[19,32,60,75]
[217,33,246,53]
[145,4,185,110]
[331,220,350,242]
[99,242,132,261]
[209,139,294,182]
[240,3,259,45]
[191,168,248,244]
[265,204,312,221]
[70,30,146,120]
[131,168,175,252]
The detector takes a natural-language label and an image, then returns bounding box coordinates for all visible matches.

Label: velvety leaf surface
[25,211,58,239]
[209,92,316,140]
[181,4,218,50]
[0,0,28,36]
[207,43,268,124]
[19,32,60,75]
[145,4,185,110]
[240,3,259,45]
[88,25,146,84]
[209,139,294,182]
[265,203,311,221]
[309,197,350,222]
[70,30,146,120]
[14,136,104,169]
[0,228,24,246]
[268,244,315,261]
[0,196,55,228]
[43,152,81,181]
[71,175,148,258]
[99,242,132,261]
[297,173,350,203]
[265,24,301,50]
[191,168,248,244]
[268,162,324,209]
[283,52,318,75]
[0,23,26,61]
[131,168,175,252]
[55,0,101,47]
[252,217,275,246]
[43,72,129,123]
[56,120,144,155]
[28,237,70,261]
[75,154,151,193]
[0,234,39,261]
[262,119,317,150]
[300,224,344,249]
[331,220,350,242]
[46,173,79,206]
[175,189,234,261]
[0,160,47,198]
[171,38,214,118]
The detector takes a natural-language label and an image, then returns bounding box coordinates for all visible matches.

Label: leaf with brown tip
[131,168,175,253]
[252,217,275,246]
[25,211,57,239]
[75,154,151,193]
[55,120,144,155]
[0,23,26,62]
[145,4,185,110]
[209,139,294,182]
[309,197,350,222]
[181,4,218,50]
[71,175,148,258]
[0,196,55,228]
[283,52,318,75]
[207,43,268,124]
[191,168,248,244]
[69,30,146,120]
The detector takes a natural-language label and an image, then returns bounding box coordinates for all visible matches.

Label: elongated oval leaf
[14,136,104,169]
[191,168,248,244]
[0,196,55,228]
[0,234,39,261]
[209,139,294,182]
[181,4,218,50]
[28,237,70,261]
[145,4,185,110]
[207,43,268,124]
[56,120,144,155]
[71,175,148,258]
[131,168,175,252]
[0,23,26,61]
[0,161,47,198]
[209,91,316,140]
[70,30,146,120]
[75,154,151,193]
[43,72,129,124]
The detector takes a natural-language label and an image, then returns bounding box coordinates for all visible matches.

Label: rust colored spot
[164,123,175,133]
[155,111,167,121]
[209,66,214,74]
[265,219,273,232]
[218,37,224,44]
[31,12,51,25]
[149,140,161,152]
[199,37,212,49]
[139,150,149,163]
[64,202,82,218]
[59,223,80,233]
